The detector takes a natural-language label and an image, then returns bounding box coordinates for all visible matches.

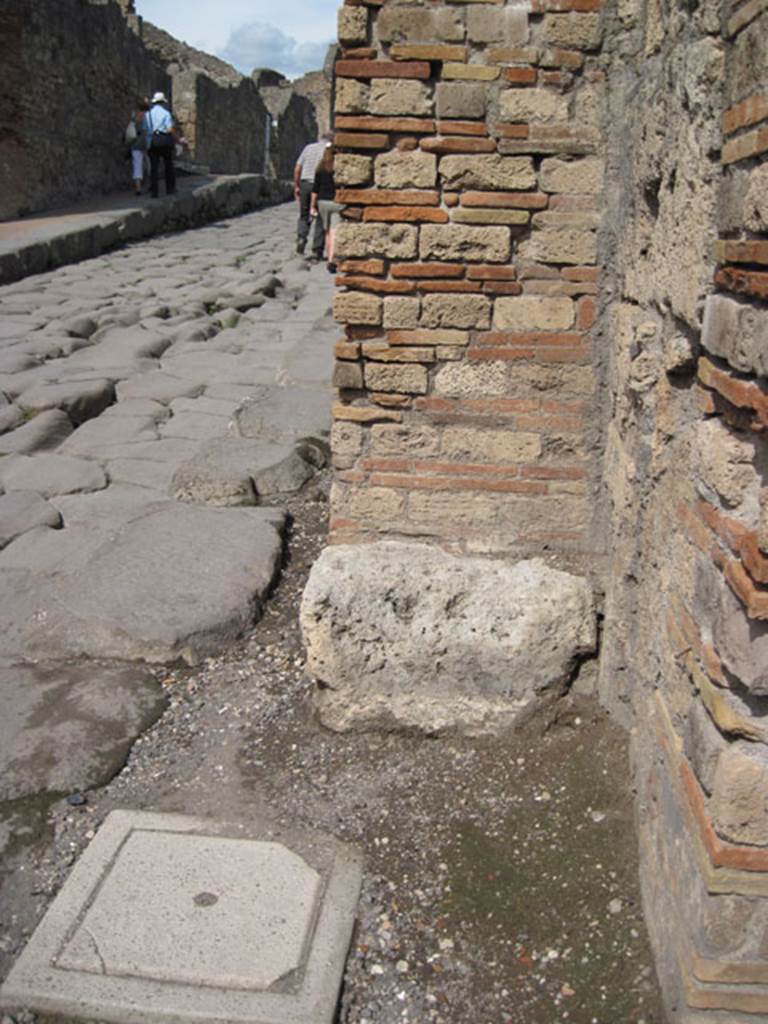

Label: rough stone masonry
[300,0,768,1020]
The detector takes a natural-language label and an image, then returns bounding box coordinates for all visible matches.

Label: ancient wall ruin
[0,0,170,220]
[329,0,768,1018]
[330,0,603,570]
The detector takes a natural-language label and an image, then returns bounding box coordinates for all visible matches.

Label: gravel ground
[0,476,663,1024]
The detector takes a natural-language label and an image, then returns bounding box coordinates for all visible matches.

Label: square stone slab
[0,810,363,1024]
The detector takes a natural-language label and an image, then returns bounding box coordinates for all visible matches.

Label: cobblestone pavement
[0,201,334,800]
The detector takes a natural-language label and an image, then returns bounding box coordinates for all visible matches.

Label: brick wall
[329,0,604,568]
[0,0,169,220]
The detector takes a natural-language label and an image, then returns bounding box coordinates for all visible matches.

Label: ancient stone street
[0,201,335,800]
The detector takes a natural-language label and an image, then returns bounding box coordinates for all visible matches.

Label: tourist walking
[310,146,344,273]
[145,91,177,199]
[293,132,332,259]
[127,98,149,196]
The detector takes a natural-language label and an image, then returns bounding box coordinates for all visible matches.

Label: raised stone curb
[0,175,293,287]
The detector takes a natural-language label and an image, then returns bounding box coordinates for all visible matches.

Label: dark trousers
[297,180,325,256]
[149,144,176,198]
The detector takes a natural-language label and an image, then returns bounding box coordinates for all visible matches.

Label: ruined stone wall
[255,72,320,180]
[329,0,604,568]
[0,0,169,220]
[597,0,768,1018]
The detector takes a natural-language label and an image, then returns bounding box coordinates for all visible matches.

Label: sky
[137,0,338,79]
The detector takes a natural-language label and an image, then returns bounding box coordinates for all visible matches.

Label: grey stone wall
[0,0,169,221]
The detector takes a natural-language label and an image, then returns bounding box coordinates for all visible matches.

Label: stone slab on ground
[0,661,167,801]
[301,541,597,736]
[0,409,73,455]
[0,453,108,497]
[1,502,287,665]
[0,491,61,548]
[0,809,362,1024]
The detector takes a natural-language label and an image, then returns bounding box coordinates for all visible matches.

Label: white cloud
[220,22,332,78]
[137,1,338,57]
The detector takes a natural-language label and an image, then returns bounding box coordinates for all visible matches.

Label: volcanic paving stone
[0,809,363,1024]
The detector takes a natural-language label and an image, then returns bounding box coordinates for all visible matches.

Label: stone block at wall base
[300,541,596,736]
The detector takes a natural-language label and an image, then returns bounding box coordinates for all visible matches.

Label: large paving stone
[0,809,361,1024]
[0,491,62,548]
[13,502,287,665]
[0,661,166,801]
[170,438,314,506]
[234,386,332,445]
[116,371,203,404]
[0,409,73,455]
[301,542,597,736]
[0,453,107,497]
[60,414,159,454]
[16,378,115,425]
[0,404,24,435]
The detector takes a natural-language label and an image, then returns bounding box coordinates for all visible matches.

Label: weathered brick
[365,362,429,394]
[334,340,361,359]
[336,59,431,79]
[388,328,469,346]
[532,210,600,228]
[421,293,492,329]
[452,207,530,225]
[437,119,489,135]
[539,46,585,69]
[713,239,768,265]
[337,188,439,206]
[722,125,768,164]
[370,422,441,456]
[338,258,386,276]
[419,223,511,262]
[362,342,435,362]
[374,149,438,188]
[420,136,498,154]
[494,295,575,330]
[390,43,467,61]
[331,420,364,468]
[715,267,768,300]
[349,485,407,520]
[332,401,402,424]
[336,115,435,133]
[467,265,517,280]
[722,93,768,135]
[442,63,501,81]
[391,262,465,278]
[482,281,524,295]
[363,205,450,223]
[435,82,487,119]
[439,153,536,190]
[338,275,416,294]
[499,88,569,123]
[417,280,483,293]
[487,46,539,63]
[383,295,421,329]
[503,66,538,84]
[334,131,390,150]
[333,290,383,325]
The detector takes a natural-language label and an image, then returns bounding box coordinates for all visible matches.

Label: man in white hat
[145,91,177,199]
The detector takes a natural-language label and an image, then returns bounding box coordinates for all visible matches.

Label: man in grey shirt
[293,133,332,258]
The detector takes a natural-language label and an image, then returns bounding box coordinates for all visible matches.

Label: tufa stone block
[364,363,428,394]
[335,222,419,260]
[421,293,492,330]
[441,425,542,462]
[539,156,604,193]
[439,153,536,190]
[419,223,511,263]
[711,741,768,847]
[369,78,433,116]
[493,295,576,331]
[383,296,421,329]
[518,227,597,265]
[333,291,383,326]
[375,149,438,188]
[334,153,373,186]
[338,6,369,46]
[499,88,569,124]
[435,82,487,120]
[541,13,602,50]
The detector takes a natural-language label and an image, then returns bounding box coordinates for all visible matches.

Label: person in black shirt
[310,146,345,272]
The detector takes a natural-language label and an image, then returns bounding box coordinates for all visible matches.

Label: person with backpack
[126,97,149,196]
[145,91,177,199]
